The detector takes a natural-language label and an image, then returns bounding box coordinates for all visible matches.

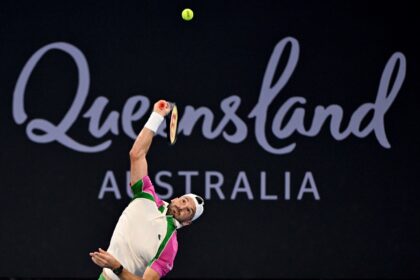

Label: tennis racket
[166,102,179,145]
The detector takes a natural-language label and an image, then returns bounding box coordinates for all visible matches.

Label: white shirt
[103,176,178,279]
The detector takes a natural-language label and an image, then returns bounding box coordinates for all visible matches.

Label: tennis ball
[182,8,194,21]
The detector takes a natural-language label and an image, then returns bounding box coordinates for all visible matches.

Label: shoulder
[131,176,165,208]
[131,175,153,193]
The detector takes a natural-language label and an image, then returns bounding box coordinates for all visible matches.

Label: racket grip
[167,102,175,110]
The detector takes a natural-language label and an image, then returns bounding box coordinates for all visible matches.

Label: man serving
[90,100,205,280]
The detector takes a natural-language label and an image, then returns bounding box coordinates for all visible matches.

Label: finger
[91,250,101,255]
[93,254,108,264]
[95,252,107,260]
[93,257,107,268]
[98,253,115,267]
[91,256,104,267]
[97,251,109,259]
[99,248,110,256]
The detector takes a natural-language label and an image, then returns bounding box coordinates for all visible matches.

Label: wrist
[112,263,124,276]
[144,112,164,133]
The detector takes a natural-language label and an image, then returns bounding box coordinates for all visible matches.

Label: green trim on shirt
[131,179,144,196]
[147,216,177,267]
[134,191,155,202]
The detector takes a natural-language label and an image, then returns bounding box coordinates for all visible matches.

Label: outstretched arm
[90,248,160,280]
[129,100,171,185]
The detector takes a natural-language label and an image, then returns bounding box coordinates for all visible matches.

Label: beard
[167,203,177,217]
[167,203,187,223]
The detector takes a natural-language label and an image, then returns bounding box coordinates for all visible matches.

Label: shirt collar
[163,201,183,229]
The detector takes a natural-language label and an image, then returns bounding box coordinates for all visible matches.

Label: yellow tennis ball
[182,8,194,21]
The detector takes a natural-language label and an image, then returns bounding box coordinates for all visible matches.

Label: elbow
[129,148,146,160]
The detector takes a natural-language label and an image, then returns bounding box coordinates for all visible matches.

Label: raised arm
[129,100,171,185]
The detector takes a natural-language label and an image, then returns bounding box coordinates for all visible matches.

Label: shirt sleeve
[130,176,165,209]
[149,232,178,277]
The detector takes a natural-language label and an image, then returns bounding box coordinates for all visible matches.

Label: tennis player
[90,100,205,280]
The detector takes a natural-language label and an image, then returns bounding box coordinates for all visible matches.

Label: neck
[166,203,183,229]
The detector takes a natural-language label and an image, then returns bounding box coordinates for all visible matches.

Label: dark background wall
[0,0,419,278]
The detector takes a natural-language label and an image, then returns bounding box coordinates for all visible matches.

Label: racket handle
[167,102,175,110]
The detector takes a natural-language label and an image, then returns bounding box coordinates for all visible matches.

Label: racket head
[167,103,179,145]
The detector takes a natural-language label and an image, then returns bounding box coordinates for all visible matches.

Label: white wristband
[144,112,164,133]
